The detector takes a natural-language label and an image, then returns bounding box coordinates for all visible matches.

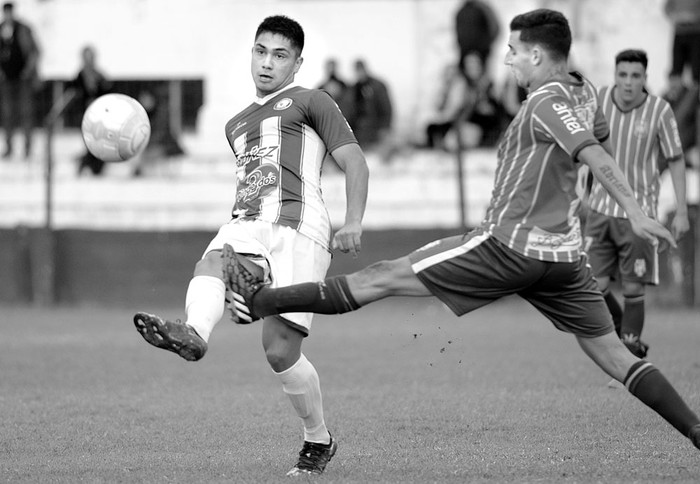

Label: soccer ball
[81,93,151,163]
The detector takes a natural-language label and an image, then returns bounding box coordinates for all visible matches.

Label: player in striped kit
[224,9,700,453]
[584,49,689,358]
[133,15,369,476]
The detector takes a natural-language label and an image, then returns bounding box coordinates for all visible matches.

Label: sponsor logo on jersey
[552,102,586,135]
[634,258,647,277]
[236,145,279,166]
[237,164,279,203]
[273,98,293,110]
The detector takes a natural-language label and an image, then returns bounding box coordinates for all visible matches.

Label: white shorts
[205,219,332,334]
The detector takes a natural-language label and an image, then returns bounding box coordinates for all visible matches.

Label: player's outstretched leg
[133,312,208,361]
[221,243,266,324]
[287,435,338,476]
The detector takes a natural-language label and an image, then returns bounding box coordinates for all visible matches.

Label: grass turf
[1,297,699,483]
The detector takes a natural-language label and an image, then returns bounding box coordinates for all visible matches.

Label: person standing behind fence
[0,1,39,160]
[584,49,689,359]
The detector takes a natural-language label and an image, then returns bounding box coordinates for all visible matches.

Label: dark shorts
[583,211,658,285]
[408,231,614,338]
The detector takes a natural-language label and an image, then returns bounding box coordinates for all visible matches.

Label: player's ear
[294,55,304,73]
[531,46,542,66]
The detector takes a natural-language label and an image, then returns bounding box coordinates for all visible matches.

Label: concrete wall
[1,225,694,308]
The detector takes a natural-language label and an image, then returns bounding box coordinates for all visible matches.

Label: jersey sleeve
[658,102,684,162]
[531,94,600,162]
[307,90,358,152]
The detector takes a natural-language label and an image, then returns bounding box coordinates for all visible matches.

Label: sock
[255,275,361,317]
[621,294,645,340]
[184,275,225,342]
[624,361,700,438]
[276,354,330,444]
[601,288,623,336]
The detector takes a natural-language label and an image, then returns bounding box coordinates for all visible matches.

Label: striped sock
[624,361,700,438]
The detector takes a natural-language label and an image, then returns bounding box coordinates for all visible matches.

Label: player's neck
[530,64,572,91]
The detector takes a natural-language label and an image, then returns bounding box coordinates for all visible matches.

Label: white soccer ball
[81,93,151,163]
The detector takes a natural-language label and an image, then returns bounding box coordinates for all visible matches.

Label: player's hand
[630,215,677,252]
[671,212,690,240]
[331,222,362,258]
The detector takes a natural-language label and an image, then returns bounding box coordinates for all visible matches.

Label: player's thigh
[522,258,614,337]
[614,220,658,285]
[267,225,332,335]
[583,211,618,278]
[408,232,538,316]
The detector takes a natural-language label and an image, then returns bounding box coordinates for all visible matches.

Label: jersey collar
[255,83,299,105]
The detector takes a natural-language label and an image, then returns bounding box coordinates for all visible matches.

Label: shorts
[408,231,614,338]
[583,211,659,285]
[205,219,332,334]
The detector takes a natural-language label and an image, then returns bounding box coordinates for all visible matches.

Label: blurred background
[0,0,697,308]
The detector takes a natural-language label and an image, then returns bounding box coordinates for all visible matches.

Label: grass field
[2,297,699,483]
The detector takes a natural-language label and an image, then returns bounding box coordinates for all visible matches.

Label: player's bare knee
[621,281,645,297]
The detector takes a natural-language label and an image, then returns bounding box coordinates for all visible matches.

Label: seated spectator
[457,51,508,148]
[499,71,528,121]
[66,45,112,176]
[422,62,468,151]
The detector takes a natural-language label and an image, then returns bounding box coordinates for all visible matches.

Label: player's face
[251,32,303,97]
[614,61,646,105]
[505,31,534,89]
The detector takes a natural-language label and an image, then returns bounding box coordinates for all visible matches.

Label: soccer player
[584,49,689,358]
[133,15,369,476]
[224,9,700,453]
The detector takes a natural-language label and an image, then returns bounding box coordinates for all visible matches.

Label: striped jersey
[482,72,609,263]
[587,86,683,219]
[225,84,357,250]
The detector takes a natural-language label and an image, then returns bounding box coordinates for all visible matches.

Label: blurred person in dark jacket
[348,59,395,162]
[455,0,500,73]
[0,1,39,159]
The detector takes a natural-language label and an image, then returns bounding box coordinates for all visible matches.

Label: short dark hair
[615,49,648,70]
[2,2,14,12]
[255,15,305,56]
[510,9,572,61]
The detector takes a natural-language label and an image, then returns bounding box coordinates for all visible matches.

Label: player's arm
[578,144,676,249]
[330,142,369,257]
[666,156,690,239]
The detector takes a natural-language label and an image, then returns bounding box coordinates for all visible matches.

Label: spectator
[66,45,112,176]
[0,1,39,160]
[422,62,468,151]
[455,0,500,73]
[457,51,507,148]
[347,59,395,162]
[499,71,528,121]
[131,86,185,178]
[316,58,352,117]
